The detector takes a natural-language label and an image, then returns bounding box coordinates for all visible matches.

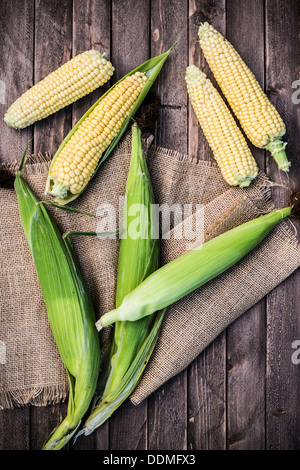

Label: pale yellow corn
[4,50,114,129]
[49,72,148,197]
[198,23,286,150]
[186,65,258,187]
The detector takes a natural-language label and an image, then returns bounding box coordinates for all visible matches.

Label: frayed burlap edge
[1,137,298,410]
[0,385,68,410]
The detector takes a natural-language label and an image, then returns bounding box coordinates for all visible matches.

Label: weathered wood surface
[0,0,299,450]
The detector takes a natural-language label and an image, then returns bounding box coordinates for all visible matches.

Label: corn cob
[14,148,100,450]
[4,50,114,129]
[186,65,258,187]
[96,206,292,329]
[198,22,290,172]
[77,123,164,437]
[45,45,176,205]
[48,72,147,199]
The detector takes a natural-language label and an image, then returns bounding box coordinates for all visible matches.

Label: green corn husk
[45,44,177,205]
[14,148,100,450]
[77,123,165,438]
[96,206,292,328]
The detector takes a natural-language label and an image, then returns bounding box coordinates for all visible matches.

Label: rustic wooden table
[0,0,299,451]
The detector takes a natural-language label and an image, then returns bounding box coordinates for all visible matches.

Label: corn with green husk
[4,50,114,129]
[14,148,100,450]
[186,64,258,187]
[198,22,290,172]
[96,206,292,329]
[77,123,165,438]
[45,44,176,205]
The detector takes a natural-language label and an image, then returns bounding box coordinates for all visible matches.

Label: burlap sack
[0,132,299,409]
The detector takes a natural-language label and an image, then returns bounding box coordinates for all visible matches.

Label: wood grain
[187,0,227,451]
[188,0,226,161]
[187,338,226,450]
[148,0,188,450]
[0,0,35,451]
[108,0,150,450]
[225,0,266,450]
[0,0,299,451]
[71,0,112,450]
[0,0,34,162]
[265,0,300,449]
[30,0,73,450]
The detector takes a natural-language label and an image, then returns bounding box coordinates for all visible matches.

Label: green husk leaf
[45,43,177,205]
[14,159,100,451]
[76,308,165,438]
[264,138,291,172]
[37,200,96,218]
[63,229,121,240]
[97,206,292,328]
[77,123,163,438]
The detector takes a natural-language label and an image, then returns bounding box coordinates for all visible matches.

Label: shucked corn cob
[79,123,164,437]
[96,206,292,329]
[48,72,148,199]
[14,148,100,450]
[45,46,176,205]
[4,50,114,129]
[198,22,290,172]
[186,65,258,187]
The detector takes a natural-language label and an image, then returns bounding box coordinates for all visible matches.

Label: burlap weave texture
[0,132,299,409]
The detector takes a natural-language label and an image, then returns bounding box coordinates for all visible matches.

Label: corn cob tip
[95,319,103,331]
[198,22,214,40]
[48,179,70,200]
[185,64,206,84]
[96,306,127,330]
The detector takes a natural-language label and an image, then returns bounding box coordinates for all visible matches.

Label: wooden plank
[266,278,300,450]
[225,0,266,450]
[227,302,266,450]
[108,0,150,451]
[112,0,150,81]
[109,401,148,450]
[0,0,34,451]
[33,0,73,154]
[72,0,112,125]
[0,0,34,164]
[0,0,299,452]
[0,408,30,450]
[265,0,300,449]
[148,374,187,450]
[188,0,226,162]
[187,0,226,450]
[30,0,73,450]
[187,339,226,450]
[71,0,112,451]
[148,0,188,450]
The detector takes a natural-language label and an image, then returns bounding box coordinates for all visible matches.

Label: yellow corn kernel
[4,50,114,129]
[49,72,148,198]
[186,65,258,187]
[198,23,290,171]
